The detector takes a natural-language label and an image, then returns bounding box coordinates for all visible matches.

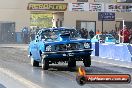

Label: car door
[29,35,41,61]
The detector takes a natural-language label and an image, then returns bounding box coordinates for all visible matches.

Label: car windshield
[41,28,81,41]
[99,34,114,39]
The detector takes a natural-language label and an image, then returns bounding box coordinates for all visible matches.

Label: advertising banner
[77,0,88,2]
[98,12,115,21]
[105,4,132,12]
[117,0,132,3]
[89,3,104,12]
[94,0,116,3]
[27,3,67,11]
[69,3,89,11]
[33,0,64,1]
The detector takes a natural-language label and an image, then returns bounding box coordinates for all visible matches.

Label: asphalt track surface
[0,44,132,88]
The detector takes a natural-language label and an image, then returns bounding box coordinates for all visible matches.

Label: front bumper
[42,49,93,59]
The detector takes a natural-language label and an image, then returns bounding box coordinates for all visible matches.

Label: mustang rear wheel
[31,57,39,67]
[42,59,49,70]
[83,55,91,67]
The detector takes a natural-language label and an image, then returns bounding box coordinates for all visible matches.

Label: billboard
[117,0,132,3]
[69,3,89,11]
[77,0,88,2]
[33,0,64,1]
[105,4,132,12]
[98,12,115,21]
[89,3,104,12]
[27,3,67,11]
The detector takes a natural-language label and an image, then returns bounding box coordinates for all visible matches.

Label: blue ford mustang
[28,27,93,70]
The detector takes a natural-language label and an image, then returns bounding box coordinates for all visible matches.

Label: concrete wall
[0,0,30,32]
[64,11,116,32]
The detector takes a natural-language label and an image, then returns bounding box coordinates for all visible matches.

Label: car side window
[96,35,98,39]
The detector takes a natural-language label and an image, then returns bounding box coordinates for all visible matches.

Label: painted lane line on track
[0,68,42,88]
[92,60,132,68]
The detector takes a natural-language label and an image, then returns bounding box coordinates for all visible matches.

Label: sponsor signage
[105,4,132,12]
[94,0,116,3]
[117,0,132,3]
[89,3,104,12]
[34,0,64,1]
[28,3,132,13]
[98,12,115,21]
[27,3,67,11]
[76,67,131,85]
[69,3,89,11]
[77,0,88,2]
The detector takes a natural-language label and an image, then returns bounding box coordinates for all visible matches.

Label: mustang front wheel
[68,58,76,67]
[83,56,91,67]
[42,59,49,70]
[31,57,39,67]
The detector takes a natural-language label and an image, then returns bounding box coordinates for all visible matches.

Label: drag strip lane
[0,47,132,88]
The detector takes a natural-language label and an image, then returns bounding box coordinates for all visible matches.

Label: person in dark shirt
[79,28,85,38]
[89,30,94,38]
[84,29,88,39]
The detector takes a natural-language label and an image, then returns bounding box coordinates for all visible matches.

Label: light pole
[122,20,125,43]
[115,18,125,43]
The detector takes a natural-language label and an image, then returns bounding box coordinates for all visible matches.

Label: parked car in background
[28,27,93,70]
[91,34,117,43]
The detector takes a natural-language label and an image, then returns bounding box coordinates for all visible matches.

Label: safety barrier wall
[92,43,132,62]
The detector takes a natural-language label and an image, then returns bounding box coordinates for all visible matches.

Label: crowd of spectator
[79,26,132,44]
[79,28,95,39]
[108,26,132,43]
[21,26,132,44]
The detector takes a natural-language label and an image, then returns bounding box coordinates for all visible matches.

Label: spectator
[129,27,132,43]
[22,27,29,44]
[110,30,117,38]
[96,30,101,34]
[109,30,114,35]
[104,30,108,34]
[119,25,130,43]
[114,30,119,40]
[84,29,88,39]
[89,30,94,38]
[79,28,85,38]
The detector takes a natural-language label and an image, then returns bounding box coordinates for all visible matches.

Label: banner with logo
[117,0,132,3]
[89,3,104,12]
[33,0,64,1]
[94,0,116,3]
[77,0,88,2]
[69,3,89,11]
[105,4,132,12]
[27,3,67,11]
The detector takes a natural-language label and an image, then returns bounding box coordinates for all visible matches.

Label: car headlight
[46,45,52,51]
[84,43,90,48]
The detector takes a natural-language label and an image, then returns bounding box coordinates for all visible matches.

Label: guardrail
[92,42,132,62]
